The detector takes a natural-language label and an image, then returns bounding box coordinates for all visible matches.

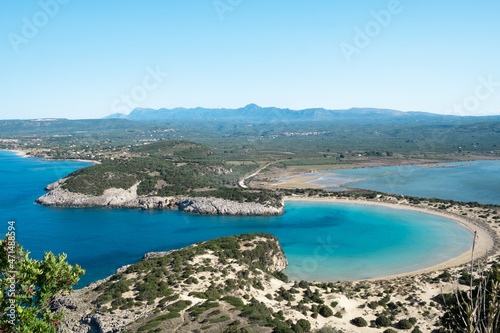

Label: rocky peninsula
[36,179,284,216]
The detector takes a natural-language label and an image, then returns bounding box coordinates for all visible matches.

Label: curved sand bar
[285,196,497,281]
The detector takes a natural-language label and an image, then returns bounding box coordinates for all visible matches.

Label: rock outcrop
[36,181,284,216]
[179,197,283,216]
[141,250,175,261]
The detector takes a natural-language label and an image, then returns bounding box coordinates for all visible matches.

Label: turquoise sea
[0,151,473,287]
[310,160,500,205]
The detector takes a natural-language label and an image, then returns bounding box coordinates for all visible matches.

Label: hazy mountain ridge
[106,104,478,122]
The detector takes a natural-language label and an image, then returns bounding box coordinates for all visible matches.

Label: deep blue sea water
[311,160,500,204]
[0,151,473,287]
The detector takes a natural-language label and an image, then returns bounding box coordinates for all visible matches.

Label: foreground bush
[0,234,85,332]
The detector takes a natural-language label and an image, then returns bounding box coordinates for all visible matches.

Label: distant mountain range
[106,104,500,122]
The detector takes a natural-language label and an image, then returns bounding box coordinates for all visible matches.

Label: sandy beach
[284,196,496,281]
[0,148,99,164]
[1,149,29,158]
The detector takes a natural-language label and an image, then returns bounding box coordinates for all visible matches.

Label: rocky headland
[36,179,284,216]
[52,233,289,333]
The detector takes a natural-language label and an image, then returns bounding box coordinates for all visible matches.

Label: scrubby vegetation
[61,157,240,196]
[58,155,285,207]
[83,233,294,332]
[129,140,213,160]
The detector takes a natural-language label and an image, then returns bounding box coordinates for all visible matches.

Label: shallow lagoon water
[0,151,473,286]
[312,160,500,205]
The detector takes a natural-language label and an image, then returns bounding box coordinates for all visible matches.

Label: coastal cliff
[36,180,284,216]
[52,233,289,333]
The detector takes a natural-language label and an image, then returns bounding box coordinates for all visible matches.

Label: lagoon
[311,160,500,205]
[0,151,473,286]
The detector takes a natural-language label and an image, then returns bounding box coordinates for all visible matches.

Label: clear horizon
[1,0,500,119]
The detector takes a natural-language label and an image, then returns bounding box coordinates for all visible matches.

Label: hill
[35,156,284,214]
[53,233,290,333]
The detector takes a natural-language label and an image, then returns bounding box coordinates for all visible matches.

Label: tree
[1,234,85,332]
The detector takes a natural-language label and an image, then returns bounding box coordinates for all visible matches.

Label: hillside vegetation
[58,154,284,207]
[61,157,238,196]
[129,140,213,160]
[54,233,297,333]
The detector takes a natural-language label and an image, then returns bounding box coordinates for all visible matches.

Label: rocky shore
[36,180,284,216]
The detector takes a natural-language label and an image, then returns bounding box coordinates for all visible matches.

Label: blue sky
[1,0,499,119]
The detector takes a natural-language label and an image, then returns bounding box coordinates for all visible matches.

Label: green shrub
[137,321,161,332]
[272,271,289,283]
[318,305,333,317]
[351,317,367,327]
[298,281,309,289]
[376,315,392,327]
[222,322,255,333]
[207,309,221,317]
[166,300,192,312]
[294,319,311,332]
[398,319,413,329]
[210,316,230,323]
[190,301,220,317]
[155,312,181,320]
[239,298,273,326]
[189,291,209,299]
[222,296,244,308]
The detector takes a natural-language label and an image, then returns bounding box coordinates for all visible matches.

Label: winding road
[238,162,272,188]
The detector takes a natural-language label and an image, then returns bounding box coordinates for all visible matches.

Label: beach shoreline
[3,149,28,158]
[284,196,497,281]
[0,148,99,164]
